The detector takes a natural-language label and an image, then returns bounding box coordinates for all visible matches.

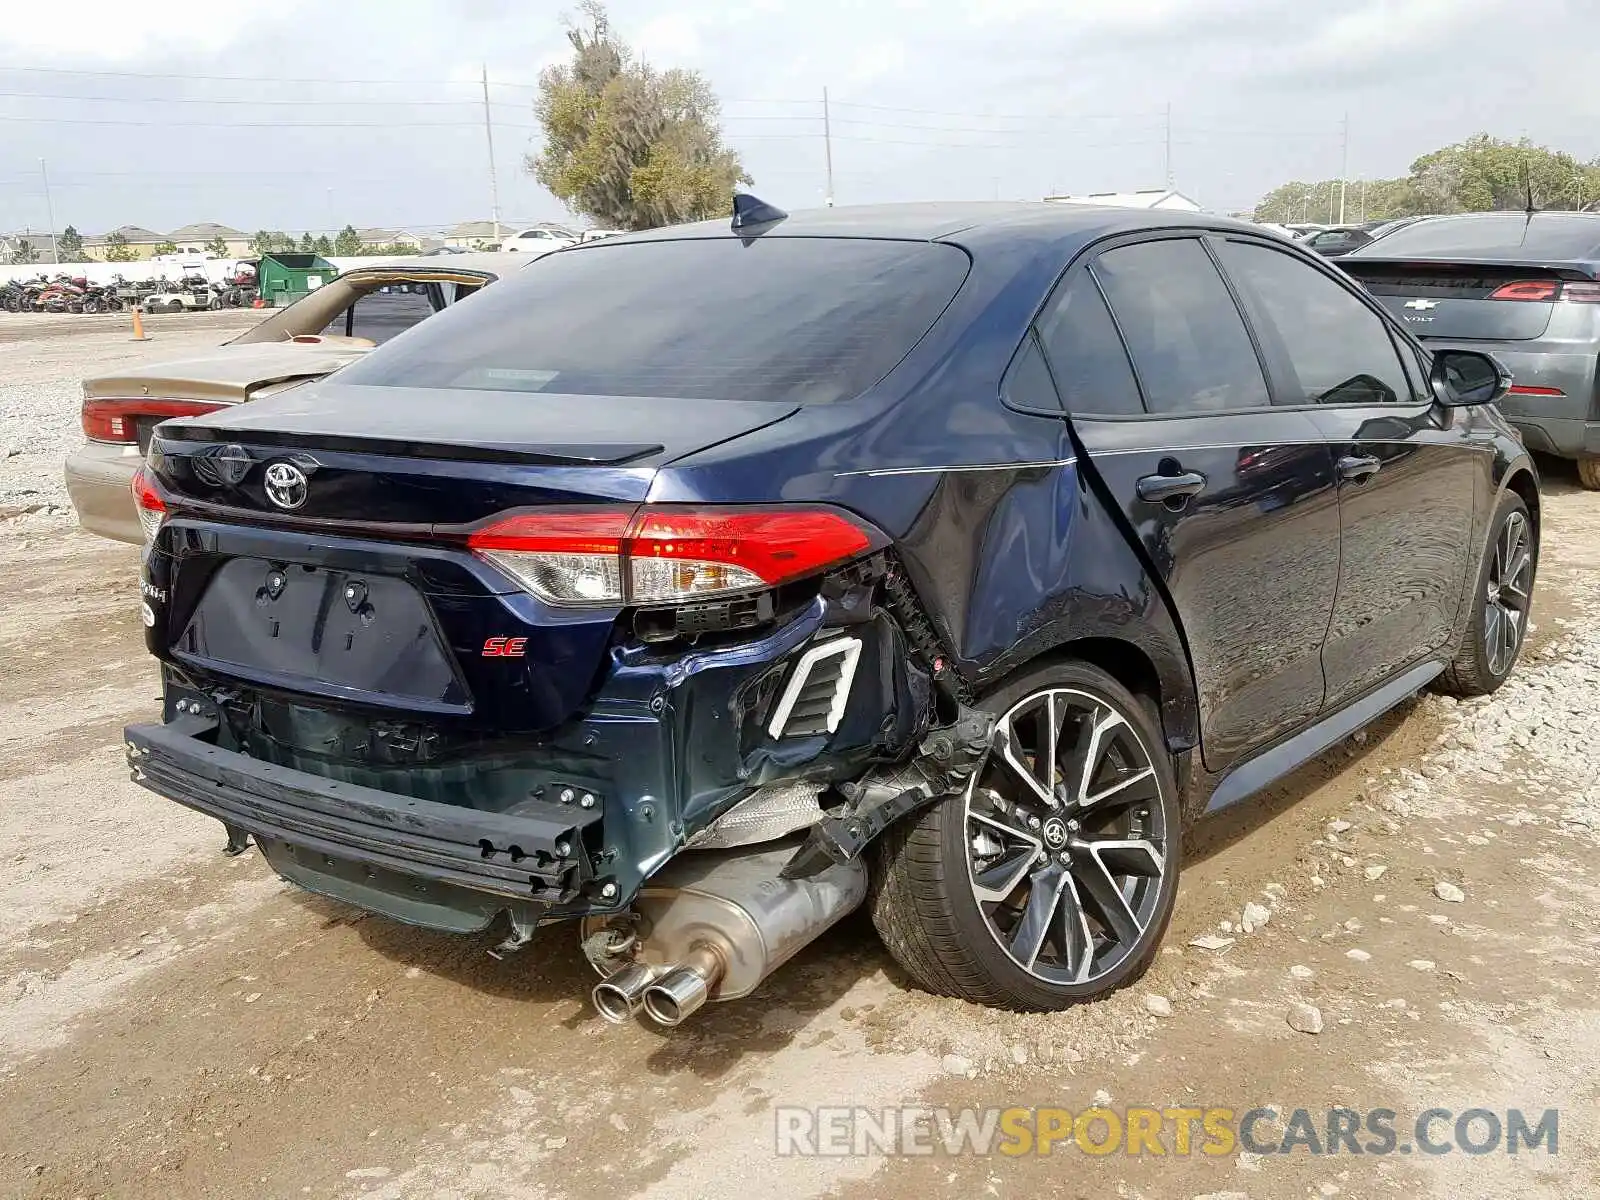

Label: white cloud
[3,0,319,61]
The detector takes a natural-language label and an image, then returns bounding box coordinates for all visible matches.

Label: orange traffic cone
[130,305,150,342]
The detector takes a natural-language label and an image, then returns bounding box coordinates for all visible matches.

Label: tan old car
[65,253,512,542]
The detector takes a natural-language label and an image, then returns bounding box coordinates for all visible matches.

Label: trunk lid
[85,340,370,406]
[1341,258,1597,342]
[143,382,801,733]
[149,381,798,524]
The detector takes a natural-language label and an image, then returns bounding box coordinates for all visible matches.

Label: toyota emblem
[263,461,309,510]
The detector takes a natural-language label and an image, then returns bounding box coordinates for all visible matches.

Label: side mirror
[1430,349,1511,407]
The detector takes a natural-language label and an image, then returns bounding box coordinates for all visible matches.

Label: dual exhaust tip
[591,943,724,1028]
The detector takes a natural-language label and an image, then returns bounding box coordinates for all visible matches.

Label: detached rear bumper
[125,716,601,913]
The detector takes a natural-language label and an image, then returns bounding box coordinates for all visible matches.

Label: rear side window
[1217,240,1412,406]
[340,238,970,405]
[1093,239,1270,414]
[1034,274,1143,416]
[1002,336,1061,412]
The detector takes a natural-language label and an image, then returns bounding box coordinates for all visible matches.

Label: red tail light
[1488,280,1600,303]
[1507,384,1566,397]
[466,506,879,607]
[1487,280,1559,302]
[130,465,166,542]
[82,397,226,444]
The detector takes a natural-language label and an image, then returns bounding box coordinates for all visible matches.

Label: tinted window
[1348,213,1600,260]
[1034,274,1143,416]
[1002,335,1061,412]
[341,239,970,405]
[1217,240,1411,406]
[323,288,441,344]
[1093,239,1269,414]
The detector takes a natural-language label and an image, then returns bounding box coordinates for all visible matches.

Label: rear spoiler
[1340,256,1600,281]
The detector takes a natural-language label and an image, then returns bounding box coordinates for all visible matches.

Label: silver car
[1342,211,1600,488]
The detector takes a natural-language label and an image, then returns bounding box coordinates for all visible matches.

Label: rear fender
[891,458,1197,752]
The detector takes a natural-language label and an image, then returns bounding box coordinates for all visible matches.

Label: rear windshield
[1349,213,1600,260]
[339,237,970,405]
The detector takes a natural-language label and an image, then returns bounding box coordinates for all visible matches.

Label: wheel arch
[986,632,1197,758]
[1501,464,1540,540]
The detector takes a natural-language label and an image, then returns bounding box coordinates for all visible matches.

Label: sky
[0,0,1594,237]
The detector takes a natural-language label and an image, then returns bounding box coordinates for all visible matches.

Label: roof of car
[590,201,1256,253]
[1346,210,1600,263]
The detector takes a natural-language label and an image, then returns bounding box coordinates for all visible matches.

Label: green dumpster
[256,253,338,308]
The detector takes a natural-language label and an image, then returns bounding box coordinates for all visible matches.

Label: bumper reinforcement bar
[124,716,600,904]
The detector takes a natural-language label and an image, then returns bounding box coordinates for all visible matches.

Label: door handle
[1135,470,1207,505]
[1337,455,1382,483]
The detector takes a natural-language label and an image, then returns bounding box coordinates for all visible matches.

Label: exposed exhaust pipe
[590,961,658,1024]
[641,943,727,1027]
[582,841,868,1027]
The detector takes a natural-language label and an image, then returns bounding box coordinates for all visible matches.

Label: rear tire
[1578,457,1600,491]
[1435,491,1536,697]
[871,660,1180,1010]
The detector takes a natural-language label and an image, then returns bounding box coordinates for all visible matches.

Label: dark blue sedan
[124,198,1537,1017]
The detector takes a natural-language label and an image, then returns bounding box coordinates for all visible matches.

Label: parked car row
[99,200,1542,1024]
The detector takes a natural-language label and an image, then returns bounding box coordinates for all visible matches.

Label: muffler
[583,839,868,1026]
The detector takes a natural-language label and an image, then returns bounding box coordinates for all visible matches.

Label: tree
[57,225,83,260]
[313,234,334,255]
[334,224,363,256]
[104,232,137,263]
[298,232,317,253]
[152,240,179,256]
[249,229,290,255]
[12,239,38,265]
[530,1,749,230]
[205,234,231,257]
[1409,135,1600,213]
[1256,133,1600,222]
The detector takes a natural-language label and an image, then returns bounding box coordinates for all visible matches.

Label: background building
[1044,189,1204,212]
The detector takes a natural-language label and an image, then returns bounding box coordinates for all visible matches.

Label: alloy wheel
[963,687,1168,988]
[1484,510,1532,677]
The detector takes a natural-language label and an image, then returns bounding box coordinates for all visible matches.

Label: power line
[0,88,500,106]
[0,112,490,128]
[829,99,1164,121]
[0,63,501,86]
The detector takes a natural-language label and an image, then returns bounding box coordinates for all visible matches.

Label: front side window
[1217,240,1412,406]
[1093,239,1270,415]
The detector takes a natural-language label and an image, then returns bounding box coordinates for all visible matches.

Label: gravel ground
[2,323,1600,1199]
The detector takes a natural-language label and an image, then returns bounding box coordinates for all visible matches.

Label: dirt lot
[2,321,1599,1199]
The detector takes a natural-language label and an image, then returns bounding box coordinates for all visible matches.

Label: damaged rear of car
[125,217,1029,1022]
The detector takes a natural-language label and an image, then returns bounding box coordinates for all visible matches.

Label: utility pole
[39,158,57,264]
[1163,102,1173,187]
[1338,112,1349,224]
[481,65,502,244]
[822,87,835,207]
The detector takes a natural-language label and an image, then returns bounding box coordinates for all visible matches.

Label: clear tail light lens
[468,509,631,605]
[466,506,879,607]
[130,465,167,542]
[82,397,226,444]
